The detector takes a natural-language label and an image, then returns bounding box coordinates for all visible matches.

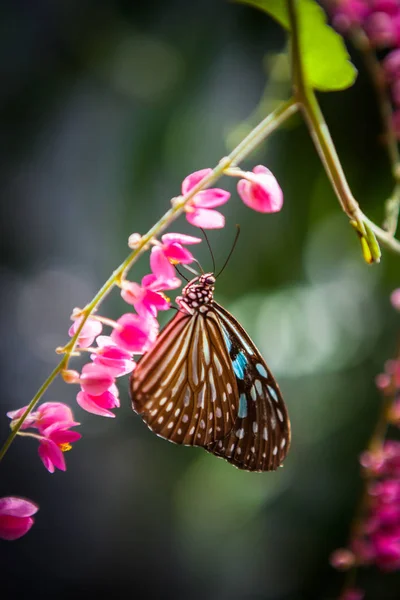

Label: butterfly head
[177,273,216,314]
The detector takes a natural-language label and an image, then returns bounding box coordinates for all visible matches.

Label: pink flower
[0,497,39,541]
[111,313,159,353]
[121,247,181,317]
[77,383,120,418]
[182,169,230,229]
[68,315,102,348]
[91,336,135,377]
[237,165,283,213]
[330,0,370,33]
[383,49,400,82]
[391,288,400,310]
[79,363,115,396]
[156,232,202,264]
[38,421,81,473]
[339,588,364,600]
[7,406,38,430]
[364,11,396,47]
[7,402,76,433]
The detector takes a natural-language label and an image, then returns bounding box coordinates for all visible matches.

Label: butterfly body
[131,273,290,472]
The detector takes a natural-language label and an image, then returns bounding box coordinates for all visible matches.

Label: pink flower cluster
[331,442,400,579]
[325,0,400,137]
[181,166,283,228]
[62,167,284,417]
[3,164,284,541]
[7,402,81,473]
[64,233,201,417]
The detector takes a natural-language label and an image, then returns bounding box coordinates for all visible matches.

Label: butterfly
[130,273,291,472]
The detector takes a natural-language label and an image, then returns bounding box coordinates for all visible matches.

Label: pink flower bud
[62,369,80,384]
[237,165,283,213]
[0,497,39,541]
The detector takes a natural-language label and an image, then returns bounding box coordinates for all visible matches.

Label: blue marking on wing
[267,385,279,402]
[232,352,247,380]
[238,393,248,418]
[256,363,268,378]
[221,324,232,353]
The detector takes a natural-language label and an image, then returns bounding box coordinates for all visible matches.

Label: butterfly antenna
[200,228,216,274]
[174,265,189,282]
[216,225,241,278]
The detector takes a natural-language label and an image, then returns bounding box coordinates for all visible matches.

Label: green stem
[287,0,400,256]
[0,98,298,463]
[0,359,65,462]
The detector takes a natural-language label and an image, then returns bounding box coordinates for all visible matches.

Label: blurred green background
[1,1,400,599]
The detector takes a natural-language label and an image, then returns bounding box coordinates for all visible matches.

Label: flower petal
[38,439,66,473]
[163,242,196,264]
[181,168,212,194]
[76,391,118,418]
[150,247,177,281]
[111,313,159,353]
[0,496,39,518]
[191,189,231,208]
[68,316,102,348]
[186,208,225,229]
[79,363,115,396]
[161,233,202,245]
[0,515,35,541]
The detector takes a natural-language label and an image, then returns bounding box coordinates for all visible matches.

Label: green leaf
[238,0,357,91]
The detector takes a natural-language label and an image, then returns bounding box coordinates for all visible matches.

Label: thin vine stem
[287,0,400,255]
[0,98,297,463]
[350,27,400,237]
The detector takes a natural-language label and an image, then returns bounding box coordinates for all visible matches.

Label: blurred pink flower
[91,336,135,377]
[182,168,230,229]
[339,588,364,600]
[77,384,120,418]
[390,288,400,310]
[68,315,103,348]
[364,11,396,47]
[111,313,159,353]
[38,421,81,473]
[329,548,356,570]
[237,165,283,213]
[0,497,39,541]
